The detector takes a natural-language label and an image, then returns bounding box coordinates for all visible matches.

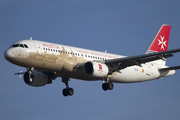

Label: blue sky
[1,0,180,120]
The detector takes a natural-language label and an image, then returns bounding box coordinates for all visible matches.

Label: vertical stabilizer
[146,25,171,65]
[146,25,171,54]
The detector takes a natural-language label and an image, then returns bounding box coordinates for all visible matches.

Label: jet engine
[23,70,50,87]
[83,61,109,78]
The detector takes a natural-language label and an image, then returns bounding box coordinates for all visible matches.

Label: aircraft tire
[62,88,68,97]
[102,83,108,91]
[107,82,114,90]
[62,88,74,96]
[68,88,74,96]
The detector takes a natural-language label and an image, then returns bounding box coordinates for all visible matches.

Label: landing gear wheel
[102,83,108,91]
[68,88,74,96]
[62,88,68,97]
[102,82,114,91]
[62,88,74,96]
[107,82,114,90]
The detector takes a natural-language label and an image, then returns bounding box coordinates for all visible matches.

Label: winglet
[146,25,171,54]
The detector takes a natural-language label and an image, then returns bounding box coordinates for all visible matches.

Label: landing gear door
[34,41,42,56]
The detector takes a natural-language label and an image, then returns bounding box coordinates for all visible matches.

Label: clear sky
[1,0,180,120]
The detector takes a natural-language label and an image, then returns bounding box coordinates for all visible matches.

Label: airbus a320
[4,25,180,97]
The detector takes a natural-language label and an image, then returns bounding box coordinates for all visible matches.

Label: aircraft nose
[4,49,14,61]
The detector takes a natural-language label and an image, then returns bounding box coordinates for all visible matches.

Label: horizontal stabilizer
[159,66,180,71]
[14,71,25,78]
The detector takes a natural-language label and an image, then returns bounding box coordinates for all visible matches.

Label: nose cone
[4,49,14,61]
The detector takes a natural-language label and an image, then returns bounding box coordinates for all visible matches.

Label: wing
[105,48,180,72]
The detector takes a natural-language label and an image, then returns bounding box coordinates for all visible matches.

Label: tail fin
[146,25,171,54]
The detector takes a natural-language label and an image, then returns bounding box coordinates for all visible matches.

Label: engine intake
[23,70,50,87]
[83,61,109,78]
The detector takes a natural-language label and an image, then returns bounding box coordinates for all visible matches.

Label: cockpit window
[11,44,28,48]
[24,44,28,48]
[12,44,19,47]
[20,44,24,48]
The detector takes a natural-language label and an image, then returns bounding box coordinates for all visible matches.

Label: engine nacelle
[83,61,109,78]
[23,70,49,87]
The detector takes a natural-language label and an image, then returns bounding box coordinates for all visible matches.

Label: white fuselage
[4,40,175,83]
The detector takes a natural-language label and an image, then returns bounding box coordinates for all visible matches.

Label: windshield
[11,44,28,48]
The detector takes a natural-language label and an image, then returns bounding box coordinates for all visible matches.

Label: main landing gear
[102,77,114,91]
[102,82,114,91]
[61,77,114,97]
[62,77,74,97]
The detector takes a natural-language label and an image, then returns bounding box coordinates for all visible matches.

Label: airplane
[4,24,180,97]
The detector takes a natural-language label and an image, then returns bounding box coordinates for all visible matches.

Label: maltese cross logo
[158,35,167,50]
